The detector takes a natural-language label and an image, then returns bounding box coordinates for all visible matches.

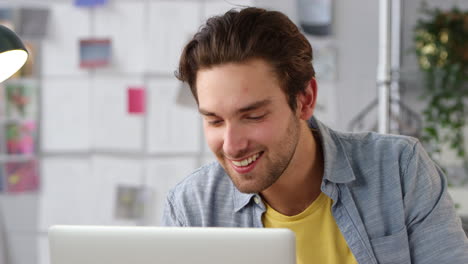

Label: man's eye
[247,114,266,120]
[208,120,223,126]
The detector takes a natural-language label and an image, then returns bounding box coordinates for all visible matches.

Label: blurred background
[0,0,467,263]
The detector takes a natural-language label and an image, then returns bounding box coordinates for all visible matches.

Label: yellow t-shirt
[262,192,358,264]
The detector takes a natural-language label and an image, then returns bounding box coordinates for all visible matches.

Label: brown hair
[176,7,315,111]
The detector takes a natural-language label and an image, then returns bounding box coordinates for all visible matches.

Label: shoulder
[327,129,424,190]
[167,161,233,200]
[332,130,419,163]
[334,129,419,150]
[165,162,237,223]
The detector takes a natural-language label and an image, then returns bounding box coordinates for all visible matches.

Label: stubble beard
[219,115,301,194]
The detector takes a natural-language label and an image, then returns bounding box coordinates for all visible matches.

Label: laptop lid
[48,225,296,264]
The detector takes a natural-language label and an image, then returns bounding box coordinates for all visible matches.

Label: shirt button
[254,196,261,204]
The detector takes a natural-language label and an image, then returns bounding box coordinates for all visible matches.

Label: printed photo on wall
[75,0,108,7]
[4,81,37,119]
[313,45,337,81]
[5,159,40,193]
[79,38,112,68]
[114,185,151,220]
[17,7,50,39]
[0,8,15,30]
[176,82,197,109]
[5,121,36,155]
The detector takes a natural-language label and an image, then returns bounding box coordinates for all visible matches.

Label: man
[162,7,468,263]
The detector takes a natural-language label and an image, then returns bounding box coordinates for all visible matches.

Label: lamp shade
[0,24,28,83]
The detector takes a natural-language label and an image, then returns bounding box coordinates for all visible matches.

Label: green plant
[414,4,468,163]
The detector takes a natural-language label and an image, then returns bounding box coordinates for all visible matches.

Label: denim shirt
[162,118,468,263]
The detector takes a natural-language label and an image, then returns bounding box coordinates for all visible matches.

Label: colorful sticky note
[5,160,39,193]
[74,0,108,7]
[79,39,112,68]
[127,87,145,114]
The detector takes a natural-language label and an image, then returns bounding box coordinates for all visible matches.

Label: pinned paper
[0,8,15,30]
[17,7,50,39]
[176,82,197,109]
[74,0,108,7]
[6,122,36,155]
[114,185,149,220]
[147,80,200,153]
[5,81,37,119]
[5,160,40,193]
[127,87,145,114]
[79,39,112,68]
[314,45,337,81]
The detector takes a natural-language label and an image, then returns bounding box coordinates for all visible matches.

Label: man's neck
[260,123,324,216]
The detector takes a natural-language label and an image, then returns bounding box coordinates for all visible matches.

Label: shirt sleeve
[403,141,468,263]
[160,192,184,227]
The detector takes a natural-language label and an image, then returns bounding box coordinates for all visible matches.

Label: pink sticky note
[128,87,145,114]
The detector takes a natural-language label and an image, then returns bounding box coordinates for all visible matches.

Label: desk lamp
[0,24,28,83]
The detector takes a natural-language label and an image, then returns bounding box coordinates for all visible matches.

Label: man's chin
[234,184,263,194]
[231,177,271,194]
[219,163,268,193]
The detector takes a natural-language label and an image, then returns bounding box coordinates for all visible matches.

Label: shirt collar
[233,187,256,212]
[311,117,356,184]
[232,117,356,212]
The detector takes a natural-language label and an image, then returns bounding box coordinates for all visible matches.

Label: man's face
[196,59,301,194]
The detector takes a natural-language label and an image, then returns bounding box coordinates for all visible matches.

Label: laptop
[48,225,296,264]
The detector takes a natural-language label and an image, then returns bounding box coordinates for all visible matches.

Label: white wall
[0,0,467,264]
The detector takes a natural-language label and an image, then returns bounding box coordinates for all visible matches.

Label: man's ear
[296,78,317,121]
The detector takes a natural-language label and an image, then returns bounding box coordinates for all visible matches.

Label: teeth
[232,153,260,167]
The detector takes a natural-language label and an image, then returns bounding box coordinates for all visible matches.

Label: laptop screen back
[48,225,296,264]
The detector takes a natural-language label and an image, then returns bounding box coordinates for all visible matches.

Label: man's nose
[223,124,248,159]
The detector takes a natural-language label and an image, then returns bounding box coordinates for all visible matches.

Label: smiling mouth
[230,152,262,167]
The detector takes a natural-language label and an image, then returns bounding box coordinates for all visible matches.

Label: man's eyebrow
[198,98,272,117]
[236,98,272,114]
[198,108,217,116]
